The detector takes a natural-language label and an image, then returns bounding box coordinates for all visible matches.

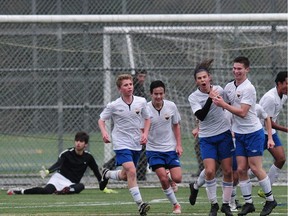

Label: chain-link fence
[0,0,287,188]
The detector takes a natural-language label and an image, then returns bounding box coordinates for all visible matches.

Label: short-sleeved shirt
[255,104,268,121]
[188,85,230,138]
[259,87,287,135]
[224,79,262,134]
[99,96,150,151]
[147,100,181,152]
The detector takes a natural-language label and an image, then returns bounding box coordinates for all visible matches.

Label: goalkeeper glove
[39,166,49,179]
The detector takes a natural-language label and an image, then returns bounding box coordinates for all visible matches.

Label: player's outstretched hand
[39,166,49,179]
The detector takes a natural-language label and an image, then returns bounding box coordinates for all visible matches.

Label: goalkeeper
[7,131,108,195]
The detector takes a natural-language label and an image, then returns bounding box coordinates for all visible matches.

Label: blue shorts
[235,128,264,157]
[146,151,180,171]
[263,133,282,150]
[199,130,234,161]
[114,149,141,166]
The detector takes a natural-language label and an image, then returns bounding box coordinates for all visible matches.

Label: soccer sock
[268,164,280,185]
[205,178,217,204]
[107,170,121,180]
[163,186,178,205]
[129,186,143,205]
[259,176,274,201]
[230,186,237,204]
[195,169,205,190]
[247,168,256,179]
[222,181,233,204]
[239,179,253,203]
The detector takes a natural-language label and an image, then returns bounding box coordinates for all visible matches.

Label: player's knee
[73,183,85,194]
[275,157,286,168]
[44,184,56,194]
[205,169,215,179]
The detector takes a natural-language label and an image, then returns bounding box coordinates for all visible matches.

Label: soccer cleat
[138,202,150,216]
[7,189,22,195]
[237,203,255,216]
[260,199,277,216]
[189,182,199,205]
[7,189,15,195]
[209,203,219,216]
[103,187,118,194]
[172,203,181,214]
[55,186,70,195]
[229,201,238,212]
[221,203,233,216]
[235,200,242,209]
[257,189,266,199]
[99,168,110,191]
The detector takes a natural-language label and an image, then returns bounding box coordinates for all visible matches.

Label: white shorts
[47,173,73,191]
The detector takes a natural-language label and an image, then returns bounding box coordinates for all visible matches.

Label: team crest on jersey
[236,91,241,98]
[164,113,170,120]
[135,108,140,114]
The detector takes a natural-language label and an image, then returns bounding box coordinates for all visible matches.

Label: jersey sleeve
[88,155,102,182]
[240,85,255,106]
[99,102,113,121]
[259,95,276,117]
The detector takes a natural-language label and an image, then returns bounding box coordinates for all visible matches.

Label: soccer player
[188,59,234,216]
[102,69,149,182]
[255,71,287,198]
[7,131,108,195]
[213,56,277,216]
[146,80,182,214]
[98,74,151,216]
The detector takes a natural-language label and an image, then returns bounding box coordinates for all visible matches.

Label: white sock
[259,176,274,201]
[247,168,256,179]
[129,186,143,205]
[268,164,280,185]
[205,178,217,204]
[230,186,237,204]
[195,169,206,189]
[163,186,178,205]
[239,179,253,203]
[107,170,121,180]
[222,181,233,204]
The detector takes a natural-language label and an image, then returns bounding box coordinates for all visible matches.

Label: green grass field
[1,186,287,215]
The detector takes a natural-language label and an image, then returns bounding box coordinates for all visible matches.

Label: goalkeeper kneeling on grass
[7,131,112,195]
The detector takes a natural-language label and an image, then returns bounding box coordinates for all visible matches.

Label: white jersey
[255,104,268,122]
[147,100,181,152]
[99,96,150,151]
[188,85,230,137]
[224,79,262,134]
[259,87,287,135]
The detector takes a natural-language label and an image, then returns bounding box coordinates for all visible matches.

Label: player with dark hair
[251,71,287,198]
[146,80,183,214]
[7,131,108,195]
[188,59,234,216]
[133,69,148,98]
[213,56,277,216]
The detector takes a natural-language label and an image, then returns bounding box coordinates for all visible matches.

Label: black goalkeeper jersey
[48,147,102,184]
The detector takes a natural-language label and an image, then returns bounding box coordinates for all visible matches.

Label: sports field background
[1,186,287,215]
